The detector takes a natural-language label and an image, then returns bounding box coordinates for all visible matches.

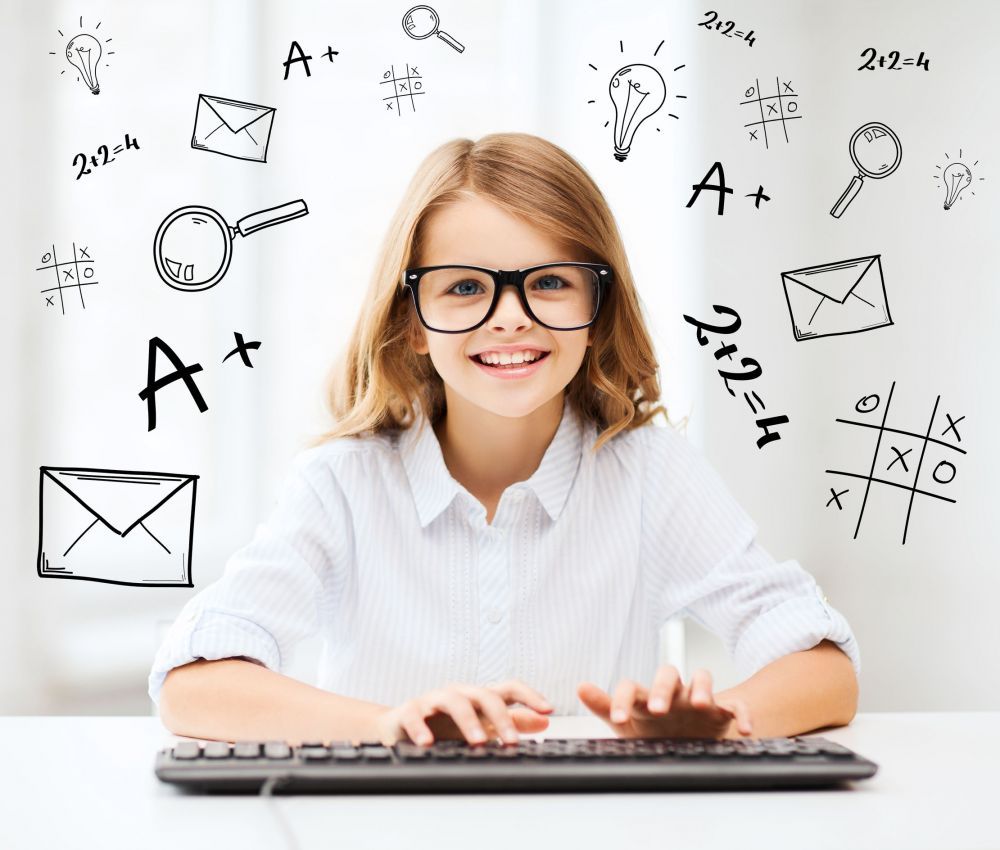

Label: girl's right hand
[372,680,554,747]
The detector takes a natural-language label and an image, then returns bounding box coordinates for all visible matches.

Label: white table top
[4,713,997,850]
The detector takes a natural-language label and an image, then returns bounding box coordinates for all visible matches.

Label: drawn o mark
[932,461,956,484]
[855,394,880,414]
[787,101,798,113]
[745,87,755,98]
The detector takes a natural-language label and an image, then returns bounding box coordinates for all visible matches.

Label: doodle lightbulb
[942,161,972,210]
[66,33,102,95]
[608,64,665,162]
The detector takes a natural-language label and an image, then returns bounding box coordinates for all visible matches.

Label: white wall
[0,0,995,715]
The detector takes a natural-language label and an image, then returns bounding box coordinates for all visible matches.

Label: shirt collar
[398,395,588,529]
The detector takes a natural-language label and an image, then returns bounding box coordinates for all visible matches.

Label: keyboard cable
[259,774,300,850]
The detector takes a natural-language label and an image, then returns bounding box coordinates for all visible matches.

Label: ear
[408,313,429,356]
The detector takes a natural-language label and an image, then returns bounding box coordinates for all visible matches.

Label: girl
[150,133,860,748]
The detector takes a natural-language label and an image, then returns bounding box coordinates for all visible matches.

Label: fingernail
[648,697,665,711]
[611,709,627,722]
[418,734,432,745]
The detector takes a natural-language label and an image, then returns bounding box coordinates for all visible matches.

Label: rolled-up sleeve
[147,448,353,705]
[641,425,861,679]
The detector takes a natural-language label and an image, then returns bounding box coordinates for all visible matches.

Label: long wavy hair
[317,132,668,453]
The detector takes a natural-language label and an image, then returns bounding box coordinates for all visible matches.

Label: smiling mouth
[470,351,551,369]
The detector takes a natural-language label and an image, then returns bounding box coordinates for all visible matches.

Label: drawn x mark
[223,332,262,368]
[888,446,912,472]
[942,413,964,442]
[826,487,849,510]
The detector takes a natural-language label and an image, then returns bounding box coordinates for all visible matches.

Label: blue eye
[447,279,485,296]
[533,275,567,290]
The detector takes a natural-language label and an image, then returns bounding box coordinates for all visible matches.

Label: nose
[487,283,532,330]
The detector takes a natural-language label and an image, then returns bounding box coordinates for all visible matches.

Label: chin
[473,386,569,420]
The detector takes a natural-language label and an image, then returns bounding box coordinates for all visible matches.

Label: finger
[688,668,714,707]
[399,710,436,746]
[508,706,551,733]
[425,692,488,745]
[490,680,555,714]
[610,679,643,724]
[576,681,613,721]
[455,686,519,743]
[718,698,753,736]
[647,665,681,714]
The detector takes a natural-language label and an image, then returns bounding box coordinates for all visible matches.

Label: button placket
[475,523,511,684]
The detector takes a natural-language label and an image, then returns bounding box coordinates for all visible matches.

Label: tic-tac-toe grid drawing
[381,64,425,115]
[825,381,967,545]
[741,77,801,148]
[35,242,99,314]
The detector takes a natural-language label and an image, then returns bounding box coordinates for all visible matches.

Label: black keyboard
[155,735,878,793]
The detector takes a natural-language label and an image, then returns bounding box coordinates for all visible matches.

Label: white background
[0,0,995,715]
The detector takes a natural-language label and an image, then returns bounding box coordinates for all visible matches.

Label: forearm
[715,639,859,739]
[158,658,389,745]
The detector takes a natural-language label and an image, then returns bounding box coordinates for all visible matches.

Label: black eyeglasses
[402,262,613,334]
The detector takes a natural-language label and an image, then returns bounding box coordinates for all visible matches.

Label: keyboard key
[264,742,292,759]
[396,743,431,760]
[331,747,362,761]
[360,747,392,760]
[233,742,262,759]
[203,741,231,759]
[815,741,854,757]
[300,747,332,761]
[172,741,201,760]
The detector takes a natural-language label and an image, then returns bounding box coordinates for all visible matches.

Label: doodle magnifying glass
[153,200,309,292]
[830,122,902,218]
[402,5,465,53]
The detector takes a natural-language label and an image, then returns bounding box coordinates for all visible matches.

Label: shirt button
[486,607,503,624]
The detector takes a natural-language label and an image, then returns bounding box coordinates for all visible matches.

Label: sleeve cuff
[732,588,862,680]
[147,608,282,706]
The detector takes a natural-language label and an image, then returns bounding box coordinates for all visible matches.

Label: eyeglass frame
[401,262,613,334]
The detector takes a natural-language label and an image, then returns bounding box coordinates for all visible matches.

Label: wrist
[358,705,391,745]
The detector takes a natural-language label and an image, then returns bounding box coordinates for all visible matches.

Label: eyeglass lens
[416,266,599,331]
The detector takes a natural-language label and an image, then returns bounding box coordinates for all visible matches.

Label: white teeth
[476,350,545,365]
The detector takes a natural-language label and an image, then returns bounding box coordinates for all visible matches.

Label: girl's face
[409,193,593,419]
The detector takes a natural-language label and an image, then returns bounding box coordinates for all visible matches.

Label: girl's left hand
[577,665,754,739]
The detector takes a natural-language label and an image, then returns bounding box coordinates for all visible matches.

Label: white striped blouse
[148,394,860,716]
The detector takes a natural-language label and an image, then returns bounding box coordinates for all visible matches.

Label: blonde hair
[318,132,668,453]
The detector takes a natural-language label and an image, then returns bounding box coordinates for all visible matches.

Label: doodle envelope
[191,94,275,162]
[781,255,892,341]
[37,467,197,587]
